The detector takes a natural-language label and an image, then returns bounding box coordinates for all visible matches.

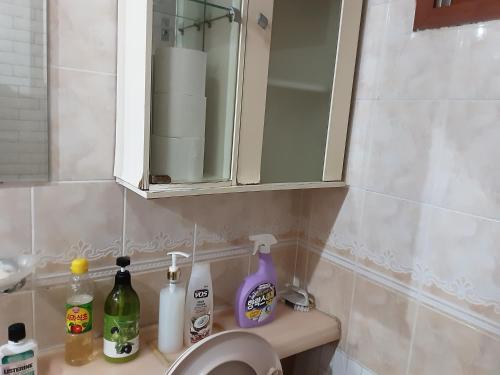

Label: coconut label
[65,301,93,334]
[188,313,211,344]
[245,282,276,322]
[188,288,212,344]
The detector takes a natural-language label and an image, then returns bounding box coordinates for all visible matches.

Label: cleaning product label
[245,282,276,322]
[103,314,139,358]
[65,300,93,334]
[1,350,36,375]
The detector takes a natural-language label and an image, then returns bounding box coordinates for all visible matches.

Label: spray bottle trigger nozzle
[249,234,277,255]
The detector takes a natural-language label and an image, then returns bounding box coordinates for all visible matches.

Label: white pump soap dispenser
[158,251,190,354]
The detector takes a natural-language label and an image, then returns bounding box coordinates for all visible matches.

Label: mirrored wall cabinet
[114,0,362,198]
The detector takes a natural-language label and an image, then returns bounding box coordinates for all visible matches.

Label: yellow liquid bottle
[65,258,94,366]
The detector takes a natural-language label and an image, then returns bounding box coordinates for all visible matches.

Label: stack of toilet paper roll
[151,47,207,183]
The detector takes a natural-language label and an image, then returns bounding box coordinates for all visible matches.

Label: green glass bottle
[103,257,140,363]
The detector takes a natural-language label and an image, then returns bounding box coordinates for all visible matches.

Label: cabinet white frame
[114,0,362,199]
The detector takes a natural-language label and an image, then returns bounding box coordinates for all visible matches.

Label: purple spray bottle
[235,234,278,328]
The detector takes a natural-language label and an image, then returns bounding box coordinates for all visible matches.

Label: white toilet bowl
[166,330,282,375]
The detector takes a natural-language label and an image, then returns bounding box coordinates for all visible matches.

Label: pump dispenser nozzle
[115,256,132,285]
[117,256,130,271]
[167,251,190,282]
[249,234,277,255]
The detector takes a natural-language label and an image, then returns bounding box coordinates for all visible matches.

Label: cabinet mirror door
[150,0,242,185]
[259,0,342,184]
[237,0,362,185]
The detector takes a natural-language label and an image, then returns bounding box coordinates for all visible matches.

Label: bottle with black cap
[0,323,38,374]
[103,256,140,363]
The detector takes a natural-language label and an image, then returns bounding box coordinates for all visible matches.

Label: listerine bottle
[0,323,38,374]
[103,257,140,363]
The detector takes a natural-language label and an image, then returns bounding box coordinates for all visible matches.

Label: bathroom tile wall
[0,0,299,349]
[299,1,500,374]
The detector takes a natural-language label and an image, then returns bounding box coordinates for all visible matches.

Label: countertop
[39,304,340,374]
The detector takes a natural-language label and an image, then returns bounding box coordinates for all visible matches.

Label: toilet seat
[165,330,282,375]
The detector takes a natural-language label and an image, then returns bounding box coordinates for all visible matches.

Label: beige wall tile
[307,188,362,261]
[193,191,299,252]
[433,100,500,218]
[377,28,458,99]
[34,284,66,350]
[449,21,500,99]
[212,256,249,308]
[0,187,31,256]
[421,207,500,323]
[347,276,417,375]
[33,182,123,275]
[49,67,116,181]
[409,305,500,375]
[125,190,195,262]
[306,253,354,348]
[125,190,299,261]
[358,191,428,287]
[362,100,445,202]
[48,0,117,74]
[0,291,34,343]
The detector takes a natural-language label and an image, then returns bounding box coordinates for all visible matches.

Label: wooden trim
[414,0,500,31]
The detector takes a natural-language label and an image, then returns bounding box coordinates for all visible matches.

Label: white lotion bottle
[158,251,190,354]
[184,261,213,346]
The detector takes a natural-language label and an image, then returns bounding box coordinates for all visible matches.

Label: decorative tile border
[125,233,192,256]
[34,238,297,286]
[36,239,122,266]
[303,234,500,337]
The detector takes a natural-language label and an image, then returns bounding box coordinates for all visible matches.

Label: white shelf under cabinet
[117,178,346,199]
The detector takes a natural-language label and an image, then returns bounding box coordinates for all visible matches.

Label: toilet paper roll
[154,47,207,96]
[150,135,205,183]
[153,92,206,138]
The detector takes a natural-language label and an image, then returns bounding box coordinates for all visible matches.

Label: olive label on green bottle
[103,314,139,358]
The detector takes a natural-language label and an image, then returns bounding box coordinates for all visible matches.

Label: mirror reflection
[0,0,48,182]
